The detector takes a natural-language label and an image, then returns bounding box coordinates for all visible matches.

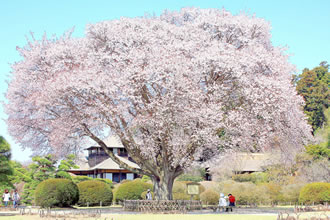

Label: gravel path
[0,206,294,216]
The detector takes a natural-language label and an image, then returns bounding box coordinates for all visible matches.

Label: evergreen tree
[21,154,56,204]
[55,154,79,179]
[0,136,14,191]
[8,161,31,185]
[296,62,330,132]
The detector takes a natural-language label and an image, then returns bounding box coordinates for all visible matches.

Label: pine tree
[21,155,56,204]
[0,136,14,191]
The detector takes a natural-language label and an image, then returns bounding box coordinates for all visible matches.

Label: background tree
[0,136,14,191]
[296,62,329,133]
[5,8,312,200]
[314,108,330,144]
[55,154,79,179]
[8,161,31,185]
[21,155,56,204]
[9,154,83,205]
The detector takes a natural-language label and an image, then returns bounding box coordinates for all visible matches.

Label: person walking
[218,193,227,213]
[2,189,10,208]
[12,189,20,208]
[145,189,152,200]
[227,193,235,212]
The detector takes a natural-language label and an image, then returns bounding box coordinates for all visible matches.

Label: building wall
[88,155,109,167]
[73,171,137,183]
[105,173,113,181]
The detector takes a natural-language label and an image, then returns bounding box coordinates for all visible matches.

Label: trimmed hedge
[35,178,79,208]
[73,176,114,189]
[115,179,152,203]
[77,180,113,206]
[200,189,219,205]
[299,182,330,204]
[220,180,270,205]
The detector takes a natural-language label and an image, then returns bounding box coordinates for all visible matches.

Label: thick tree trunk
[152,171,175,200]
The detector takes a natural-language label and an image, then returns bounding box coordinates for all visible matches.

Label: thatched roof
[232,153,272,172]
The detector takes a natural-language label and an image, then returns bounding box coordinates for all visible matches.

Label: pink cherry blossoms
[5,8,312,199]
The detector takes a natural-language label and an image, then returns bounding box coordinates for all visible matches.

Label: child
[227,193,235,212]
[218,193,227,212]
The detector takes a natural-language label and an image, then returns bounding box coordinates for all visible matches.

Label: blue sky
[1,0,329,162]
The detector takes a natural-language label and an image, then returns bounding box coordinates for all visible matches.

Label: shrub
[232,173,255,183]
[219,180,270,206]
[173,192,190,200]
[200,189,219,205]
[115,179,152,203]
[177,168,206,182]
[94,178,114,189]
[263,182,282,204]
[232,172,268,184]
[172,181,186,194]
[77,180,113,206]
[73,176,114,189]
[72,176,93,184]
[250,172,269,184]
[199,181,219,192]
[112,184,120,204]
[35,178,79,208]
[299,182,330,204]
[305,143,330,160]
[177,174,204,182]
[228,182,259,205]
[141,175,151,182]
[280,183,305,203]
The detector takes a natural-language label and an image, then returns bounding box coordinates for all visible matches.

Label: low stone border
[294,204,330,212]
[18,207,102,218]
[277,212,329,220]
[0,207,17,212]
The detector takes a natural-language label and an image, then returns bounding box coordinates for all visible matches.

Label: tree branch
[82,123,153,176]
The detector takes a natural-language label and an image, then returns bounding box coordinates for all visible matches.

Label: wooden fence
[123,200,202,213]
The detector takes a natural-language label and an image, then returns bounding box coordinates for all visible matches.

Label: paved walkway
[1,206,294,216]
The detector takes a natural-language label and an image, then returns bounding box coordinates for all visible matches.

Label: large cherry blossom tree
[5,8,312,199]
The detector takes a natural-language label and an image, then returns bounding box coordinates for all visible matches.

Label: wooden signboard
[187,182,200,195]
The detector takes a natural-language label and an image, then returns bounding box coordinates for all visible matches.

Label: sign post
[187,182,200,201]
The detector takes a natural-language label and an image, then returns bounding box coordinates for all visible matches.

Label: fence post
[100,201,102,207]
[87,202,89,207]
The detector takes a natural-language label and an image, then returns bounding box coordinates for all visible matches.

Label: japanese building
[68,136,140,183]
